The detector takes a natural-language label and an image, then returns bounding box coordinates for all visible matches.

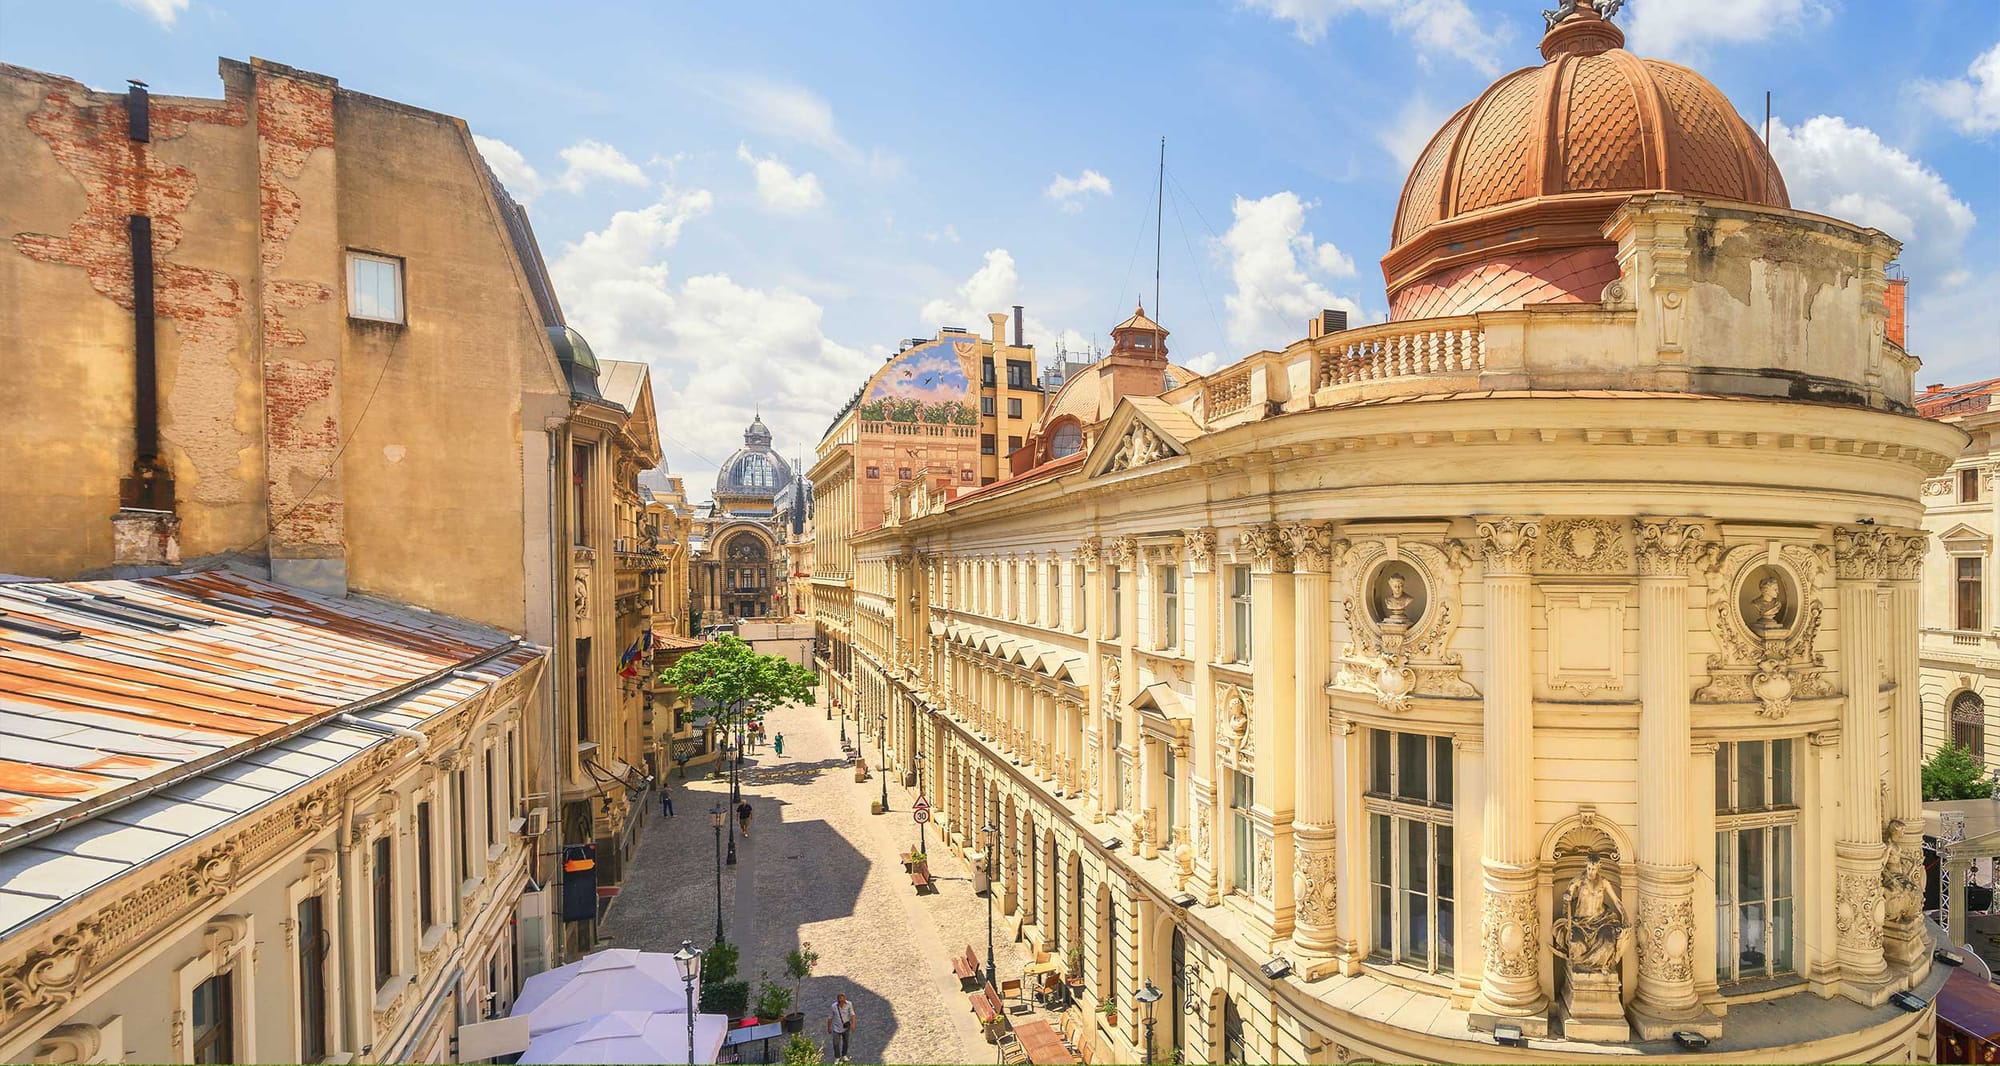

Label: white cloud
[1378,95,1451,169]
[1909,39,2000,137]
[1625,0,1827,60]
[718,79,854,159]
[1219,191,1364,351]
[1045,170,1114,213]
[923,224,961,244]
[918,249,1084,355]
[550,184,872,475]
[473,135,649,202]
[122,0,187,26]
[1242,0,1504,75]
[736,143,826,213]
[1767,115,1977,286]
[1182,351,1223,375]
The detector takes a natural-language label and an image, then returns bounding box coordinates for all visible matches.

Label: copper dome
[1383,2,1788,320]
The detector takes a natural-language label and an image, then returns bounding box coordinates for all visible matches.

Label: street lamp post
[708,805,727,942]
[913,751,927,856]
[1136,980,1163,1065]
[723,743,738,867]
[878,710,890,812]
[837,698,846,745]
[672,940,703,1057]
[981,819,999,988]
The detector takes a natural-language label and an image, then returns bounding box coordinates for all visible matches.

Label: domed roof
[1383,0,1788,319]
[714,415,793,501]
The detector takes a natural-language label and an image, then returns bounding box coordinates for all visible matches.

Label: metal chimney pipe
[1012,305,1024,347]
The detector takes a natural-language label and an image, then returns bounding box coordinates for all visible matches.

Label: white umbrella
[520,1010,730,1064]
[514,949,699,1034]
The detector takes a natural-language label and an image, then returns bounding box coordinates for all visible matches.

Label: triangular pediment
[1084,398,1194,478]
[1940,523,1991,549]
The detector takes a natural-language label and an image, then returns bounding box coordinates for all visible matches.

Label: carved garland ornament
[1695,542,1829,717]
[1294,846,1339,927]
[1835,868,1886,949]
[1539,517,1631,574]
[1333,539,1475,711]
[1254,835,1275,902]
[1635,895,1696,983]
[1482,890,1541,980]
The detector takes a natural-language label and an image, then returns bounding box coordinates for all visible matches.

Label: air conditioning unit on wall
[519,807,549,837]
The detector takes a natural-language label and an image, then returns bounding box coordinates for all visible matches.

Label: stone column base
[1627,1000,1720,1042]
[1558,971,1630,1043]
[1882,918,1932,974]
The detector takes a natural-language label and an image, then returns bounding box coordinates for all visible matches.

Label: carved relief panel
[1695,542,1830,717]
[1541,584,1634,697]
[1332,538,1477,712]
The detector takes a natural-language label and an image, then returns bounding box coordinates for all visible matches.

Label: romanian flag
[618,634,644,678]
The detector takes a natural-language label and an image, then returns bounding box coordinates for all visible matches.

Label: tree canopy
[1922,742,1995,801]
[661,635,817,727]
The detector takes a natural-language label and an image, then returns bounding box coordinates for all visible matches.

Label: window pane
[1737,740,1766,810]
[1397,733,1428,802]
[1737,826,1766,902]
[1772,824,1793,899]
[1771,740,1793,806]
[1772,897,1794,974]
[1435,736,1454,806]
[1716,833,1734,981]
[1400,820,1428,895]
[1370,731,1392,795]
[1740,903,1767,975]
[1403,887,1431,964]
[1374,885,1394,958]
[1437,825,1454,901]
[1716,744,1732,811]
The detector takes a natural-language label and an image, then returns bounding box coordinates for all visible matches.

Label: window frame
[416,800,436,932]
[1959,556,1984,632]
[1228,566,1253,664]
[191,971,236,1064]
[1008,397,1023,418]
[1228,769,1255,896]
[1158,564,1180,651]
[1106,567,1122,640]
[1963,467,1983,503]
[346,250,405,324]
[372,835,395,989]
[1714,739,1800,986]
[1363,730,1456,974]
[297,895,329,1064]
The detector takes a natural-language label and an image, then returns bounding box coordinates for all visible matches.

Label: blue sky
[5,0,1996,480]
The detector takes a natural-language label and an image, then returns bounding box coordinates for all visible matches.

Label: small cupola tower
[1095,299,1171,420]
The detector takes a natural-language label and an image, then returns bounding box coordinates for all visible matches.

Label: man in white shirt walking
[825,992,857,1063]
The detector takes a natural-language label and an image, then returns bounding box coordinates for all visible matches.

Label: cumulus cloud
[1219,191,1364,352]
[1181,351,1223,376]
[736,143,826,212]
[918,249,1086,355]
[1241,0,1505,75]
[1909,39,2000,137]
[1045,170,1114,213]
[549,183,873,472]
[1768,115,1977,286]
[1625,0,1828,60]
[122,0,187,26]
[472,135,649,202]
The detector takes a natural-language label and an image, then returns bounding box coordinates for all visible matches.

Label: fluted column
[1832,526,1893,1003]
[1472,516,1547,1030]
[1285,523,1341,971]
[1881,530,1932,975]
[1186,530,1221,904]
[1240,524,1296,938]
[1630,519,1714,1037]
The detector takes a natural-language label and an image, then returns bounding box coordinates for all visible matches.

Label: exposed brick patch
[8,69,252,504]
[255,71,336,351]
[262,359,345,545]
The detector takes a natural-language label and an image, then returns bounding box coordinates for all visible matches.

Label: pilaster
[1831,526,1893,1003]
[1241,524,1297,939]
[1881,530,1932,976]
[1285,522,1340,972]
[1187,530,1221,905]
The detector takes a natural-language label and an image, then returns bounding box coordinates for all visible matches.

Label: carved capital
[1109,537,1139,571]
[1475,516,1541,576]
[1832,526,1890,582]
[1184,529,1217,574]
[1884,530,1928,582]
[1281,522,1338,573]
[1236,525,1293,573]
[1078,539,1101,571]
[1632,517,1712,577]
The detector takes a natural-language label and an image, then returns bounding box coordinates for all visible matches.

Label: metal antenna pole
[1154,136,1165,326]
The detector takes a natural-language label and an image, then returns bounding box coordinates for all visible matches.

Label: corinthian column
[1240,524,1297,939]
[1881,530,1932,975]
[1629,519,1717,1038]
[1284,522,1342,973]
[1832,526,1894,1004]
[1472,516,1547,1032]
[1186,529,1222,904]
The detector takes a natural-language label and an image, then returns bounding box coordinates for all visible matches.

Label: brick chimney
[1885,277,1908,350]
[1095,299,1170,420]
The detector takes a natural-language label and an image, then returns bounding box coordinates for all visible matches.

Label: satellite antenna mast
[1155,136,1166,354]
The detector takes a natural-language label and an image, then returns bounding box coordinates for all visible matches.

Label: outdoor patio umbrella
[513,948,699,1033]
[519,1010,730,1064]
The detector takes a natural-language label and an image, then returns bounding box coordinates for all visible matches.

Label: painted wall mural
[858,338,981,425]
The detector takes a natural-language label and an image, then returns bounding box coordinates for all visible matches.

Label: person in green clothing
[775,733,785,757]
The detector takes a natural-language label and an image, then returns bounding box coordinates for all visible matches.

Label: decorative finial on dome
[1539,0,1625,58]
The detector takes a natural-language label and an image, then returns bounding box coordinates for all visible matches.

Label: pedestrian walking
[659,786,673,817]
[774,732,785,757]
[825,993,857,1062]
[737,799,753,838]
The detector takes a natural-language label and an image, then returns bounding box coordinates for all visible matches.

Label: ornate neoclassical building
[691,416,810,624]
[819,3,1966,1061]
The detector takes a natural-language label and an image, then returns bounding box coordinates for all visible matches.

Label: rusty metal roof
[0,570,542,937]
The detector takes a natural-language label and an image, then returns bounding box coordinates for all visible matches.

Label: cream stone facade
[1917,380,2000,769]
[814,6,1965,1060]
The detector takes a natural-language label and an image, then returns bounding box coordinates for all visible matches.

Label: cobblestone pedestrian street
[603,693,1038,1065]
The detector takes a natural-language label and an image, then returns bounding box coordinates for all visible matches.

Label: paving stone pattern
[603,690,1044,1065]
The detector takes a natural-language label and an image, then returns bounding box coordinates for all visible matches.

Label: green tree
[661,635,816,757]
[1922,742,1995,801]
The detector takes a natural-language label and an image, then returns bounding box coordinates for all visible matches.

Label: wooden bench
[952,946,981,985]
[968,985,1000,1026]
[910,865,935,894]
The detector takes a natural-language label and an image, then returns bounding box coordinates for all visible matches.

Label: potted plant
[699,940,750,1019]
[1099,995,1118,1026]
[782,943,818,1034]
[1065,945,1085,984]
[905,850,927,868]
[781,1033,824,1065]
[754,974,794,1028]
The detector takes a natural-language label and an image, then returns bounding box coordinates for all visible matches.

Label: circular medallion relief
[1738,564,1798,638]
[1369,560,1427,627]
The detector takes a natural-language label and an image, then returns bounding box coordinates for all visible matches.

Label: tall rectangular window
[1007,360,1033,389]
[1074,564,1087,635]
[484,748,498,848]
[454,769,470,884]
[574,637,592,744]
[346,251,403,323]
[1162,746,1178,843]
[416,801,436,931]
[1716,739,1798,984]
[1365,730,1455,973]
[1158,565,1180,651]
[1048,562,1062,628]
[191,971,236,1063]
[1229,770,1255,894]
[1229,566,1253,663]
[298,895,329,1063]
[1960,557,1985,632]
[981,395,996,416]
[372,836,394,988]
[1008,397,1023,418]
[1107,568,1123,639]
[981,433,996,455]
[1964,468,1983,503]
[571,444,592,546]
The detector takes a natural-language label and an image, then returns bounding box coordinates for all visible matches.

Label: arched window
[739,454,773,490]
[1221,994,1245,1065]
[1952,690,1988,761]
[1050,422,1083,458]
